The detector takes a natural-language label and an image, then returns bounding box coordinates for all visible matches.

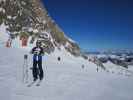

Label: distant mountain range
[84,49,133,56]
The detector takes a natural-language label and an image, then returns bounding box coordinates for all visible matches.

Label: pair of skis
[27,79,42,87]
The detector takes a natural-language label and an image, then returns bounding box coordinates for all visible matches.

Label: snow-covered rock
[0,0,81,57]
[0,23,9,46]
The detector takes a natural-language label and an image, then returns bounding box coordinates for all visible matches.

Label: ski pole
[23,54,28,83]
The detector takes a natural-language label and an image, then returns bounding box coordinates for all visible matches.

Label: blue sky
[42,0,133,51]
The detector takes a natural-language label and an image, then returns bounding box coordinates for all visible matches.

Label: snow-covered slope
[0,47,133,100]
[103,61,133,76]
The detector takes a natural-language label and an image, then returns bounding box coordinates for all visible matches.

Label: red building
[20,36,28,47]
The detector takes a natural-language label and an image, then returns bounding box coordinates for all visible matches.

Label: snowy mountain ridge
[0,0,81,56]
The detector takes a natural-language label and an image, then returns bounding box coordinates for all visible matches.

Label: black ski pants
[33,60,43,80]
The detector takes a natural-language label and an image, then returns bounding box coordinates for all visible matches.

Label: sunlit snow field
[0,47,133,100]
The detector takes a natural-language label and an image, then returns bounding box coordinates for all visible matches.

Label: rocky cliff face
[0,0,82,57]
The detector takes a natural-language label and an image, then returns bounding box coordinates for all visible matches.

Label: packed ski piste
[0,25,133,100]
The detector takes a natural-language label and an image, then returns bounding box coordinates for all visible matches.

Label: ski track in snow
[0,47,133,100]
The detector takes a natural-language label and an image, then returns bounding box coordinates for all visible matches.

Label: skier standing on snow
[31,40,44,81]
